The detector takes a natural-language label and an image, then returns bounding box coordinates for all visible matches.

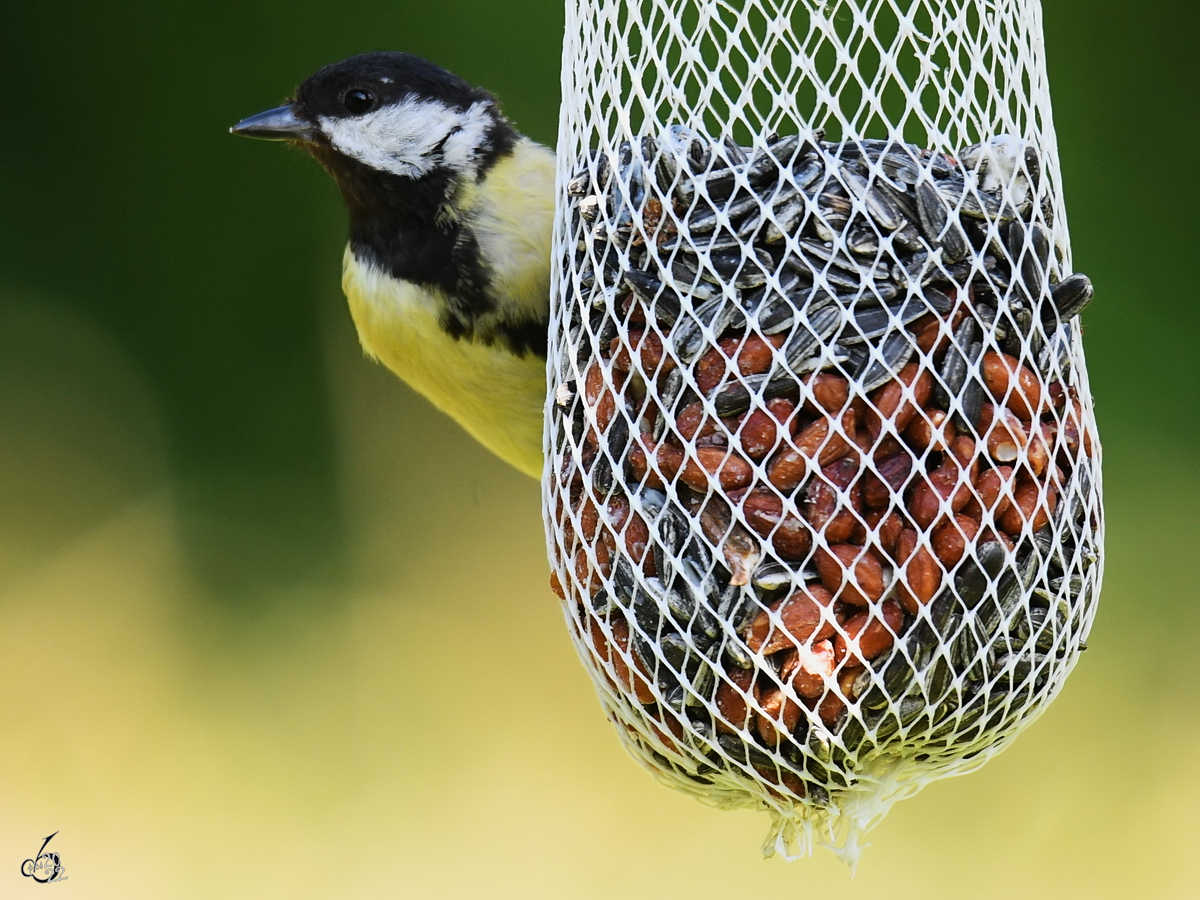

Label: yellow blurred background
[2,0,1198,896]
[3,288,1198,898]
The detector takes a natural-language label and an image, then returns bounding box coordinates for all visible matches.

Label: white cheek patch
[318,98,496,179]
[439,102,495,172]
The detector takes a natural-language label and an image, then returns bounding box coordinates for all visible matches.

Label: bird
[231,52,555,478]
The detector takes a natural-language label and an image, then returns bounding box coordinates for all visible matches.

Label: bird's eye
[343,89,375,115]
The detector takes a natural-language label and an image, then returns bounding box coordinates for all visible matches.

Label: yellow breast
[339,139,555,478]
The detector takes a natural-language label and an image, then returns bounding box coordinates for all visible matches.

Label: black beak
[230,104,317,142]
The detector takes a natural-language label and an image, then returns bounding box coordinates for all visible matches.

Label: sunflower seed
[1047,273,1094,323]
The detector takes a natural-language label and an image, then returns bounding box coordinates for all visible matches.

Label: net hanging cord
[545,0,1101,866]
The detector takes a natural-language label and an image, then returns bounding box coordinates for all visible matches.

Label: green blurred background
[1,0,1197,896]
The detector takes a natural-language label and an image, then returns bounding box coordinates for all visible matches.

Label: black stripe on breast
[485,316,549,358]
[311,138,547,359]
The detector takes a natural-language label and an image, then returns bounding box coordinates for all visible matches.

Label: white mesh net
[544,0,1102,866]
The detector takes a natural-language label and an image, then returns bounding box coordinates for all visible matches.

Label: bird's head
[231,51,554,367]
[232,52,517,194]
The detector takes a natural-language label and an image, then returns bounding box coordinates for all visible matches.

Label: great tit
[232,52,554,478]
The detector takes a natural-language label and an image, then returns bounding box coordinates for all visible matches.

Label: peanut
[932,514,981,568]
[908,454,974,528]
[904,407,956,453]
[803,457,865,543]
[737,408,780,460]
[791,639,836,699]
[747,584,836,653]
[865,362,934,439]
[772,513,811,564]
[1026,419,1052,478]
[982,351,1044,420]
[969,464,1014,522]
[906,475,942,529]
[861,450,915,509]
[834,599,905,667]
[804,372,850,415]
[950,435,979,472]
[998,477,1058,535]
[838,665,865,701]
[814,543,887,606]
[872,435,905,461]
[722,332,786,376]
[894,528,943,614]
[766,445,810,493]
[675,402,719,442]
[874,510,906,558]
[818,687,845,727]
[755,679,802,744]
[768,414,860,490]
[911,312,941,354]
[611,329,672,377]
[767,397,799,433]
[608,617,656,705]
[583,360,621,432]
[986,406,1028,463]
[714,665,755,734]
[694,347,727,393]
[607,494,651,567]
[679,446,752,492]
